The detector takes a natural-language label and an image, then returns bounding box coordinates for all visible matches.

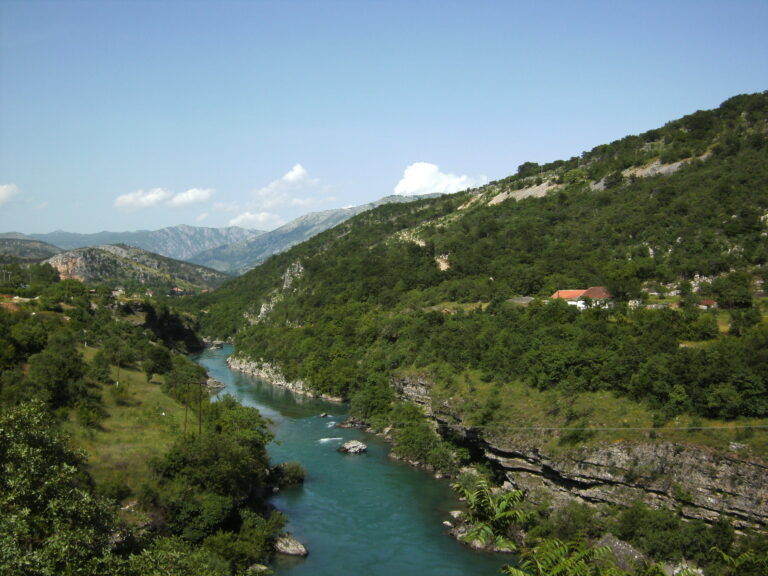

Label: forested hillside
[0,273,296,575]
[186,92,768,572]
[194,92,768,416]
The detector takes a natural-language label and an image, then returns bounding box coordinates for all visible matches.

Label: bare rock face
[338,440,368,454]
[480,440,768,530]
[596,534,648,573]
[391,375,433,415]
[227,355,344,402]
[275,534,308,557]
[392,375,768,531]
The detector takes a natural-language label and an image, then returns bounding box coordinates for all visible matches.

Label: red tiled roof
[550,286,612,300]
[551,289,586,300]
[581,286,611,300]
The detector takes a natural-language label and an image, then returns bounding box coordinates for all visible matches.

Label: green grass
[65,348,188,494]
[425,368,768,458]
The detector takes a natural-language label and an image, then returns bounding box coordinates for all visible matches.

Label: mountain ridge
[189,194,442,273]
[1,224,263,262]
[44,244,230,292]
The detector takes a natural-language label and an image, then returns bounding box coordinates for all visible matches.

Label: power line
[455,424,768,432]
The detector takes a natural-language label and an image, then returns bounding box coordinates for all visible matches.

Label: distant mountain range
[1,225,262,262]
[1,196,438,275]
[190,195,439,273]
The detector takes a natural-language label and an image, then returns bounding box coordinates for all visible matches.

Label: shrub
[272,461,306,487]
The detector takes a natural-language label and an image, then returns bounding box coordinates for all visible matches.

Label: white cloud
[251,164,325,210]
[0,183,20,207]
[115,187,215,210]
[229,211,285,230]
[393,162,487,196]
[195,212,209,222]
[168,187,214,207]
[114,187,172,210]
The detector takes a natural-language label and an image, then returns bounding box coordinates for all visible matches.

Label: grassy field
[425,368,768,459]
[64,347,188,495]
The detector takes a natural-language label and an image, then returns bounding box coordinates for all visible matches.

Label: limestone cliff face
[392,375,768,530]
[44,245,229,288]
[478,440,767,530]
[227,355,343,402]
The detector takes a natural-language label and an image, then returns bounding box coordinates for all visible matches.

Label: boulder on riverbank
[206,378,225,392]
[275,533,308,557]
[338,440,368,454]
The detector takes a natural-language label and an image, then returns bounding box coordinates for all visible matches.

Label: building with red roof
[550,286,613,310]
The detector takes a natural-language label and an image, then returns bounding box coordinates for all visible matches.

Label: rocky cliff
[227,355,343,402]
[393,375,768,531]
[44,244,229,289]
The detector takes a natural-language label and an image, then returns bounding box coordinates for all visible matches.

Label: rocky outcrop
[391,375,434,414]
[206,378,225,392]
[338,440,367,454]
[392,375,768,531]
[275,534,308,556]
[227,355,344,402]
[480,439,767,530]
[44,244,229,289]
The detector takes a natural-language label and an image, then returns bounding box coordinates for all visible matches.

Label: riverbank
[195,345,508,576]
[226,354,345,403]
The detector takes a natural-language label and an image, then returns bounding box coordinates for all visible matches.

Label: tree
[25,330,86,407]
[0,401,116,575]
[123,537,230,576]
[145,344,172,382]
[712,271,754,308]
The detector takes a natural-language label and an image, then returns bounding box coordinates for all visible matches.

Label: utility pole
[184,378,189,436]
[197,379,203,436]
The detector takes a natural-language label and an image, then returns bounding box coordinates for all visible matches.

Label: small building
[698,299,718,310]
[550,286,613,310]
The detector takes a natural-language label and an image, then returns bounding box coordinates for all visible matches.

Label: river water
[194,345,507,576]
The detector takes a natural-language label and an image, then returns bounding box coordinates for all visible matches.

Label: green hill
[197,90,768,372]
[187,93,768,537]
[0,237,62,262]
[44,244,231,293]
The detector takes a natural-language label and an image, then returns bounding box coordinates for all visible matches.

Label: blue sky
[1,0,766,234]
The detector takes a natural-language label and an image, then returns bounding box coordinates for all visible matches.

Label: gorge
[196,345,508,576]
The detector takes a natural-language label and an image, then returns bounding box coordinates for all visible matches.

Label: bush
[202,511,285,573]
[272,461,306,487]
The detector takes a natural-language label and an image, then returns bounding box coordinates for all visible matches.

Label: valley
[2,92,768,575]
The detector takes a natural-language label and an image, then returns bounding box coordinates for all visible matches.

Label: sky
[1,0,767,234]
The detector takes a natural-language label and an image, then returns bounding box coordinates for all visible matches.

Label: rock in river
[338,440,368,454]
[275,533,308,557]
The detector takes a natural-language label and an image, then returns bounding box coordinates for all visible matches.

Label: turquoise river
[193,344,507,576]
